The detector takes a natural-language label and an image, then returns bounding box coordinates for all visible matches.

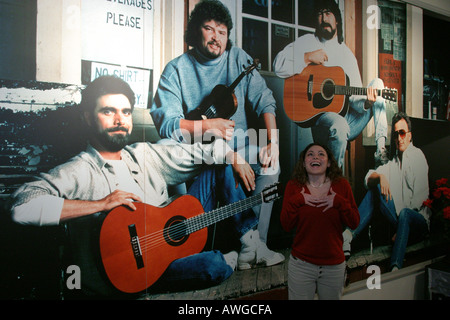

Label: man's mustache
[106,126,129,133]
[320,22,332,29]
[208,40,220,47]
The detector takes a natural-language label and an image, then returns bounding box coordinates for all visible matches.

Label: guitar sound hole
[321,80,335,100]
[164,216,188,246]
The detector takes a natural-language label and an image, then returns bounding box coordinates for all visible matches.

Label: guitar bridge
[307,74,313,101]
[128,224,144,269]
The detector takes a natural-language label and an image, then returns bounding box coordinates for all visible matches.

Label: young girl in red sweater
[280,143,360,299]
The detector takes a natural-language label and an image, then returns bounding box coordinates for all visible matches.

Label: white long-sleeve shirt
[273,34,364,103]
[11,139,232,226]
[364,143,430,222]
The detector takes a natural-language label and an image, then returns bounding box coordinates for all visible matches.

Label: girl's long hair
[292,143,343,185]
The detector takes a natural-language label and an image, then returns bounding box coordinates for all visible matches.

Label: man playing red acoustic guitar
[10,76,267,298]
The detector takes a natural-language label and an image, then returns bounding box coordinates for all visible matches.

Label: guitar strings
[203,107,215,118]
[137,195,265,254]
[138,196,262,253]
[294,81,391,96]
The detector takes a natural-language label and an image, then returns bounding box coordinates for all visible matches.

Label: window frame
[234,0,345,73]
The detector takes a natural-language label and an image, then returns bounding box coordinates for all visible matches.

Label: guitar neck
[228,72,246,91]
[335,85,381,96]
[184,193,263,235]
[228,64,257,91]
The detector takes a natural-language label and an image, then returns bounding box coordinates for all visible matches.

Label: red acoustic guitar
[283,64,397,127]
[99,183,281,293]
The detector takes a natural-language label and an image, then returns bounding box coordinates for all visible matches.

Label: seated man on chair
[150,0,284,269]
[343,112,430,270]
[9,75,273,298]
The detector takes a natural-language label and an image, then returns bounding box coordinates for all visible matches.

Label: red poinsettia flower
[433,188,442,199]
[444,206,450,220]
[423,198,433,209]
[423,178,450,221]
[443,187,450,199]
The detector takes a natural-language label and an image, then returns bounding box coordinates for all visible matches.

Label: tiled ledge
[139,235,449,300]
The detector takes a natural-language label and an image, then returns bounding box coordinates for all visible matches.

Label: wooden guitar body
[283,64,349,127]
[186,60,258,121]
[283,64,397,127]
[186,84,238,120]
[99,183,281,294]
[99,196,206,294]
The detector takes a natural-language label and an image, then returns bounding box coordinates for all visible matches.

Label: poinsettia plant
[424,178,450,237]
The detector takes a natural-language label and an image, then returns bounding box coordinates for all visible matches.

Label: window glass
[242,0,267,18]
[271,24,294,67]
[242,18,268,70]
[272,0,294,24]
[298,1,316,28]
[240,0,317,72]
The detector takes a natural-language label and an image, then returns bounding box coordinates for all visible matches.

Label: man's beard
[201,41,222,59]
[316,23,336,41]
[94,126,130,152]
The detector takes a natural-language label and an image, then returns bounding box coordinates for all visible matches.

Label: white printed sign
[81,0,153,69]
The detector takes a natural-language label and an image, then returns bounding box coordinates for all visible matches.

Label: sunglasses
[393,129,410,139]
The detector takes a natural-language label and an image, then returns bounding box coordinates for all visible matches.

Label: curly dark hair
[291,142,343,185]
[185,0,233,50]
[80,75,136,113]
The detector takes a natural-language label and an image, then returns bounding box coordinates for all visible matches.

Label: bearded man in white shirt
[273,0,389,168]
[9,75,271,298]
[343,112,430,270]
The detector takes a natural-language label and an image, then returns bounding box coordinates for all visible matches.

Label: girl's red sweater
[280,178,360,265]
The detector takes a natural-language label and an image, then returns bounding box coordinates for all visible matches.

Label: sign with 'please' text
[81,0,153,69]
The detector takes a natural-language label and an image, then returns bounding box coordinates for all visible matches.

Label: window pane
[242,18,268,70]
[298,1,316,28]
[272,0,294,24]
[272,24,295,68]
[0,0,36,80]
[243,0,267,18]
[298,29,313,38]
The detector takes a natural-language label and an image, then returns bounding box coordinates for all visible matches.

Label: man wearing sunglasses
[343,112,430,270]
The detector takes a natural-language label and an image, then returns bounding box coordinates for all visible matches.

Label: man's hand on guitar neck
[364,86,378,109]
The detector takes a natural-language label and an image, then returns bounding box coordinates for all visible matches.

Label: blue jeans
[155,164,258,290]
[236,144,280,243]
[311,78,387,167]
[352,186,428,269]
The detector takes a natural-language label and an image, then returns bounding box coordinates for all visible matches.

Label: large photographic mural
[0,0,449,301]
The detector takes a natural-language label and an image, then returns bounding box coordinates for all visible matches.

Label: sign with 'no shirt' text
[91,62,151,109]
[81,0,153,69]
